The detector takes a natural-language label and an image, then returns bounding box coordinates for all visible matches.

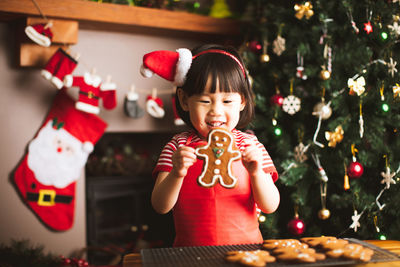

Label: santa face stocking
[41,48,78,89]
[13,89,107,231]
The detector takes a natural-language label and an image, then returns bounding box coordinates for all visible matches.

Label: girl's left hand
[242,140,263,176]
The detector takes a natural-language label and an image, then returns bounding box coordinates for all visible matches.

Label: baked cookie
[195,128,241,188]
[225,250,276,267]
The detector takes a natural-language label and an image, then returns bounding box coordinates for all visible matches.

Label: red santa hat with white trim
[140,48,192,86]
[25,22,53,47]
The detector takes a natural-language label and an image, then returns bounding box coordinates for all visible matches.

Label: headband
[192,49,246,78]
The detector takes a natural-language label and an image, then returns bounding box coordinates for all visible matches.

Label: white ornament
[348,76,366,96]
[386,57,398,77]
[282,95,301,115]
[294,142,309,163]
[273,35,286,56]
[349,209,363,232]
[380,166,396,189]
[376,188,387,211]
[388,21,400,36]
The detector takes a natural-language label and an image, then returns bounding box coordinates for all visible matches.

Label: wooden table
[123,240,400,267]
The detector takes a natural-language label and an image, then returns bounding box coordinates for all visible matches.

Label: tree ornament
[325,125,344,147]
[320,68,331,80]
[359,101,364,138]
[313,101,332,120]
[287,214,305,235]
[320,44,332,80]
[296,52,307,80]
[345,8,359,33]
[348,144,363,178]
[294,142,309,163]
[388,20,400,36]
[272,35,286,56]
[349,209,364,232]
[318,181,329,220]
[270,93,284,106]
[363,21,373,34]
[282,95,301,115]
[386,57,398,77]
[248,40,262,53]
[312,153,329,182]
[318,208,331,220]
[393,83,400,99]
[380,166,396,189]
[348,76,366,96]
[294,2,314,20]
[344,164,350,190]
[348,161,364,178]
[282,80,301,115]
[260,40,270,63]
[209,0,232,19]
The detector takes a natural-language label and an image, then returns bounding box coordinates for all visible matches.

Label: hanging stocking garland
[13,89,107,231]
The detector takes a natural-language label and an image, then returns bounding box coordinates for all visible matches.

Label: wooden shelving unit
[0,0,241,38]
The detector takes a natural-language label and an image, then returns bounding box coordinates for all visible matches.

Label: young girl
[140,44,280,247]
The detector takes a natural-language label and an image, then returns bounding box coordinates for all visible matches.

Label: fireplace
[85,132,175,265]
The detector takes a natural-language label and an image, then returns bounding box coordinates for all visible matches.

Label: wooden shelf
[0,0,241,39]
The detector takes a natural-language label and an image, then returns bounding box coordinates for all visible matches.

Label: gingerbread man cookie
[195,128,241,188]
[225,250,276,267]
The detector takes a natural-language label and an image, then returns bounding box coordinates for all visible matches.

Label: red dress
[153,130,278,247]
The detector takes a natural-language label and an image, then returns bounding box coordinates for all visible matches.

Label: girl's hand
[171,146,197,178]
[242,140,264,176]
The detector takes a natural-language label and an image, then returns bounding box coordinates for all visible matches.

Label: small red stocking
[13,89,107,231]
[41,48,78,89]
[146,95,165,118]
[100,79,117,110]
[172,94,184,125]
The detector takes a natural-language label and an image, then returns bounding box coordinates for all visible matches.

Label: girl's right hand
[171,146,197,178]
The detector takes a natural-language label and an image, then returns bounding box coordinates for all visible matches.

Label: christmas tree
[241,0,400,240]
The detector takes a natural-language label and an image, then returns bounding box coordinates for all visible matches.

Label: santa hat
[46,89,107,154]
[25,22,53,47]
[140,48,192,86]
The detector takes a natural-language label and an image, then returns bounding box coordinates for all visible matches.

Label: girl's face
[178,78,245,139]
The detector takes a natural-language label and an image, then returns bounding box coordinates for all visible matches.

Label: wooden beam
[0,0,241,36]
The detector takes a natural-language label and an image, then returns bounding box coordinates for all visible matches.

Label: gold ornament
[312,101,332,120]
[260,53,270,63]
[294,2,314,20]
[320,69,331,80]
[325,125,344,147]
[348,76,366,96]
[318,208,331,220]
[393,83,400,99]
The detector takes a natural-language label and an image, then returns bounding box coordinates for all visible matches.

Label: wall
[0,22,197,257]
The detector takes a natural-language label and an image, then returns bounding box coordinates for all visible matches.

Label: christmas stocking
[124,87,144,118]
[13,89,107,231]
[146,94,165,118]
[41,48,78,89]
[100,79,117,110]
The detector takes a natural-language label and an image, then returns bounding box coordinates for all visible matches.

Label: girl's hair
[175,44,255,129]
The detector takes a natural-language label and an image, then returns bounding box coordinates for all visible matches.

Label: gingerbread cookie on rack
[195,128,241,188]
[225,250,276,267]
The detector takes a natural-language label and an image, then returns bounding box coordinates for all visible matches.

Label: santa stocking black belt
[26,191,73,206]
[79,90,100,99]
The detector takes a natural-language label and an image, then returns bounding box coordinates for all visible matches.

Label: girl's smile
[178,78,245,138]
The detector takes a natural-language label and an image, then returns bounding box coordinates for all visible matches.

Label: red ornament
[287,216,305,236]
[364,21,373,34]
[348,161,364,178]
[270,94,284,106]
[248,40,262,53]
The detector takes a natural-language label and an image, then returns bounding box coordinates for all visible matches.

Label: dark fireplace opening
[85,132,175,265]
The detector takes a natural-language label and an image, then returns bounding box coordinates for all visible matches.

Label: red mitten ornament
[41,48,78,89]
[13,89,107,231]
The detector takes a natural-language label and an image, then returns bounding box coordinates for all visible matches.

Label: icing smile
[207,121,225,127]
